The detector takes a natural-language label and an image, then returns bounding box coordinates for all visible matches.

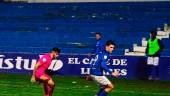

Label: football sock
[98,89,108,96]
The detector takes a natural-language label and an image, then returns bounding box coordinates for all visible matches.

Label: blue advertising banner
[0,53,170,80]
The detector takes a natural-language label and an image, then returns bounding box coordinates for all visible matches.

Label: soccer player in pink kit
[31,47,61,96]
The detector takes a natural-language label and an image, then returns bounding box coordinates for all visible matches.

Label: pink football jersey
[36,54,52,76]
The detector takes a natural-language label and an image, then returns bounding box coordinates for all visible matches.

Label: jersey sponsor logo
[104,55,107,59]
[42,58,47,62]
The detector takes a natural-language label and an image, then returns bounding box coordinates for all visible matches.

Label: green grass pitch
[0,74,170,96]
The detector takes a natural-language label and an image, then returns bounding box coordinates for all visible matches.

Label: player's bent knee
[48,79,55,86]
[108,84,114,90]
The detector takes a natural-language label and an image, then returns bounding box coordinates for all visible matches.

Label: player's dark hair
[105,40,115,46]
[52,47,61,53]
[96,32,101,36]
[150,30,157,35]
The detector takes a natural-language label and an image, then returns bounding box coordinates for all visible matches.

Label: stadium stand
[0,2,170,55]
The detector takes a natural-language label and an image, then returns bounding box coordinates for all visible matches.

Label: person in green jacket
[145,31,163,80]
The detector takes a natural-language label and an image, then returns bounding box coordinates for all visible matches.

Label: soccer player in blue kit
[90,40,120,96]
[91,32,104,54]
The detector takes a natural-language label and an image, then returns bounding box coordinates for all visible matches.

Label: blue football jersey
[92,39,104,54]
[90,51,112,76]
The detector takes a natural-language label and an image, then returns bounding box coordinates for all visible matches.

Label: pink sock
[47,84,52,96]
[43,83,49,96]
[49,85,55,96]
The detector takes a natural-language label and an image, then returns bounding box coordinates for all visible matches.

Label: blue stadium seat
[0,2,170,56]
